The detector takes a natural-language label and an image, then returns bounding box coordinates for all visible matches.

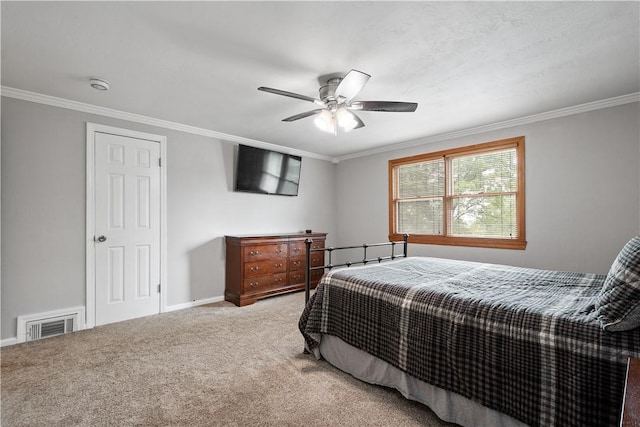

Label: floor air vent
[17,307,85,343]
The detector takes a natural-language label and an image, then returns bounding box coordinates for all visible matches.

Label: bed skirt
[313,334,528,427]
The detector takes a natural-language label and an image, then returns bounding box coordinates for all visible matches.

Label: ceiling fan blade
[282,109,325,122]
[350,101,418,112]
[334,69,370,102]
[258,87,324,105]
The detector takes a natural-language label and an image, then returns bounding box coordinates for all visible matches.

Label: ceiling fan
[258,69,418,135]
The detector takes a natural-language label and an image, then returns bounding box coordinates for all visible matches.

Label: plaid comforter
[299,257,640,427]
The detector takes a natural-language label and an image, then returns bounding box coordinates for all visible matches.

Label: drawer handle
[274,278,283,283]
[293,247,300,252]
[275,249,282,254]
[293,261,301,266]
[250,266,260,272]
[249,250,260,256]
[274,263,283,268]
[249,281,259,287]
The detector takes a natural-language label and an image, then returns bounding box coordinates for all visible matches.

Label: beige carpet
[1,291,456,426]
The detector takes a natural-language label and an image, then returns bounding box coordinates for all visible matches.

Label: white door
[93,131,161,325]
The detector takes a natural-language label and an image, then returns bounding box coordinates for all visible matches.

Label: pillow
[595,236,640,331]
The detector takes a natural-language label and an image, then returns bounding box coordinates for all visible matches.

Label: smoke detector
[89,78,110,91]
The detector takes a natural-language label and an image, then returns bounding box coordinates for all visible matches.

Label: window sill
[389,233,527,250]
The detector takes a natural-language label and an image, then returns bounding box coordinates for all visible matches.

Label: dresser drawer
[243,244,288,262]
[244,260,287,277]
[244,273,287,293]
[289,257,304,271]
[289,255,324,271]
[289,243,304,258]
[289,268,325,285]
[311,268,324,282]
[311,255,324,268]
[289,271,305,285]
[289,240,325,257]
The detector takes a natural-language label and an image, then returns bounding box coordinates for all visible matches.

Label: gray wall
[1,97,336,340]
[335,102,640,274]
[2,96,638,341]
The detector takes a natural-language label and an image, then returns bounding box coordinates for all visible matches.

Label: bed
[299,236,640,427]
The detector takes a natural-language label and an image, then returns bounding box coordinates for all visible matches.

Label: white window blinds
[449,148,518,238]
[397,159,444,235]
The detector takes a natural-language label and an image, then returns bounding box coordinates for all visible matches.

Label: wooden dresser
[225,232,327,307]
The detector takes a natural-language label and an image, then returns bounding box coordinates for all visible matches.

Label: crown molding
[2,86,637,164]
[335,92,640,162]
[0,86,334,162]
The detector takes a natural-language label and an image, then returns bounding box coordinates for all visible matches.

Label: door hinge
[157,284,161,293]
[159,158,162,167]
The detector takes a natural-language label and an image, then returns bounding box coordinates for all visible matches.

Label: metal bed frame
[304,234,409,303]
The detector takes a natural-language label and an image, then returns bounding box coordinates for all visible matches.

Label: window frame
[388,136,526,250]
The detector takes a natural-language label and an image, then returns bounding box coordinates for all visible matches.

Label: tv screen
[234,145,302,196]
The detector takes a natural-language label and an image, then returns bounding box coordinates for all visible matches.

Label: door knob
[95,235,107,243]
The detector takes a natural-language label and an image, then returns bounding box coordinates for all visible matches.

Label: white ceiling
[2,2,639,159]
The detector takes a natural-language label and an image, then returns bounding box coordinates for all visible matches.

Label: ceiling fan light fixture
[336,108,358,132]
[314,110,336,134]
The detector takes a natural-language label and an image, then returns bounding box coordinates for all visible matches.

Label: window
[389,136,526,249]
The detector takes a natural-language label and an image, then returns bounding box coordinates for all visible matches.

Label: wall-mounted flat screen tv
[234,144,302,196]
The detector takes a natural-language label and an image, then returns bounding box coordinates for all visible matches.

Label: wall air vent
[17,307,85,343]
[26,315,76,341]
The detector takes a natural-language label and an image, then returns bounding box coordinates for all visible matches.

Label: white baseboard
[165,296,225,312]
[1,337,18,347]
